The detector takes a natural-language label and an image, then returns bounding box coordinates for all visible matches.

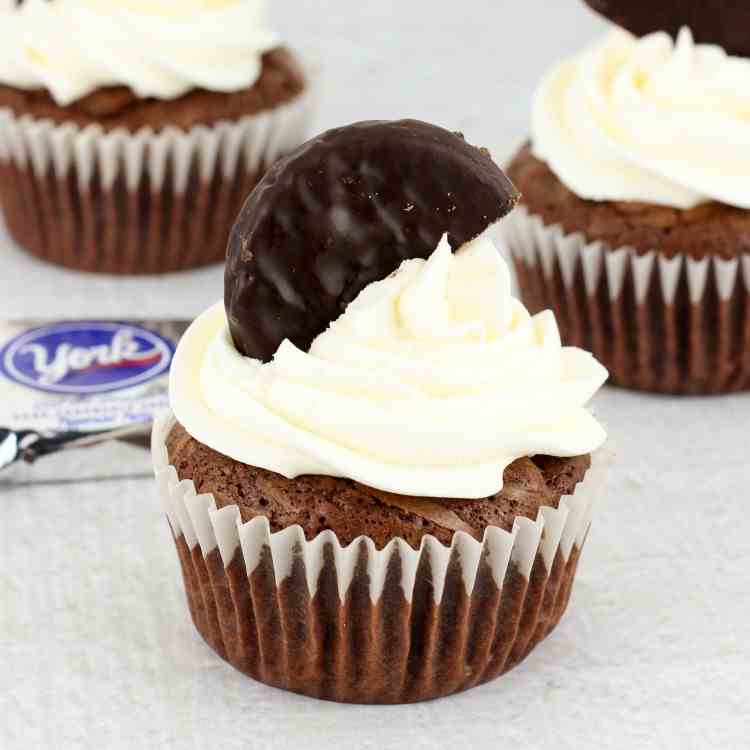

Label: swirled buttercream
[533,27,750,209]
[0,0,278,105]
[170,236,608,499]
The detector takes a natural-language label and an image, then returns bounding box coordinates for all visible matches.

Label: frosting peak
[533,28,750,210]
[0,0,278,105]
[170,237,608,499]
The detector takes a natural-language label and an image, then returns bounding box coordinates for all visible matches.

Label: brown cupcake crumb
[166,421,591,550]
[506,143,750,259]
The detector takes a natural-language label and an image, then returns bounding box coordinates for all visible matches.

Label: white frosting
[533,28,750,210]
[170,237,608,499]
[0,0,278,106]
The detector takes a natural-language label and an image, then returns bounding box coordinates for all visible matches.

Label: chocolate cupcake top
[532,27,750,210]
[0,0,279,106]
[170,121,608,500]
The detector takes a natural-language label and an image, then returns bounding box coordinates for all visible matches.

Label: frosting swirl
[533,27,750,210]
[0,0,278,106]
[170,237,608,499]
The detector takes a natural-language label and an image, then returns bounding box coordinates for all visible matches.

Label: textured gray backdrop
[1,3,748,749]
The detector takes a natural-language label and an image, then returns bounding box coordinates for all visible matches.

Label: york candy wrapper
[0,318,188,469]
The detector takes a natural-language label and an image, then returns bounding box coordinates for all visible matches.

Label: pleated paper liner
[504,206,750,395]
[152,413,611,704]
[0,89,313,275]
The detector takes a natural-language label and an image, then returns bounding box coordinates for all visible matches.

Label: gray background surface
[1,2,748,749]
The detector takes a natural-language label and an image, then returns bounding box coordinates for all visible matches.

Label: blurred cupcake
[153,120,611,703]
[0,0,312,274]
[505,25,750,394]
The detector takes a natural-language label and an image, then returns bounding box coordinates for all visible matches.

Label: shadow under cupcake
[0,0,312,274]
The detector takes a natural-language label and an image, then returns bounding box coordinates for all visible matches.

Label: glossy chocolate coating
[584,0,750,57]
[225,119,520,361]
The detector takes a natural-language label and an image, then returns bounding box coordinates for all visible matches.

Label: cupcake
[504,6,750,394]
[0,0,312,274]
[153,119,611,704]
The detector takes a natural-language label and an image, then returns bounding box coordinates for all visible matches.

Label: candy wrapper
[0,318,187,470]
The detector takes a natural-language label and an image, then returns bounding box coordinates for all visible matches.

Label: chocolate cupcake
[153,119,611,703]
[504,17,750,394]
[0,0,312,274]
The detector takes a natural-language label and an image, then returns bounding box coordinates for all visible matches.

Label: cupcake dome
[0,0,312,273]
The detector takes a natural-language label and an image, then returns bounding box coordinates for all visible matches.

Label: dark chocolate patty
[225,119,520,361]
[583,0,750,59]
[507,144,750,259]
[166,422,591,550]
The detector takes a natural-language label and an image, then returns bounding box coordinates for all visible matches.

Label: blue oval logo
[0,322,174,395]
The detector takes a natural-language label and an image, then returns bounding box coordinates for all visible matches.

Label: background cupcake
[154,120,611,704]
[0,0,312,274]
[504,8,750,394]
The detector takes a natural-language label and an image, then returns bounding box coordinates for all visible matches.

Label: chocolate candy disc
[583,0,750,57]
[225,119,520,361]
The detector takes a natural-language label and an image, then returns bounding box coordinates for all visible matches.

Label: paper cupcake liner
[0,90,313,274]
[503,206,750,394]
[152,412,610,704]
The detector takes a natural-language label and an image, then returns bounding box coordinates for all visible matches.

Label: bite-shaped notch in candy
[224,119,520,361]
